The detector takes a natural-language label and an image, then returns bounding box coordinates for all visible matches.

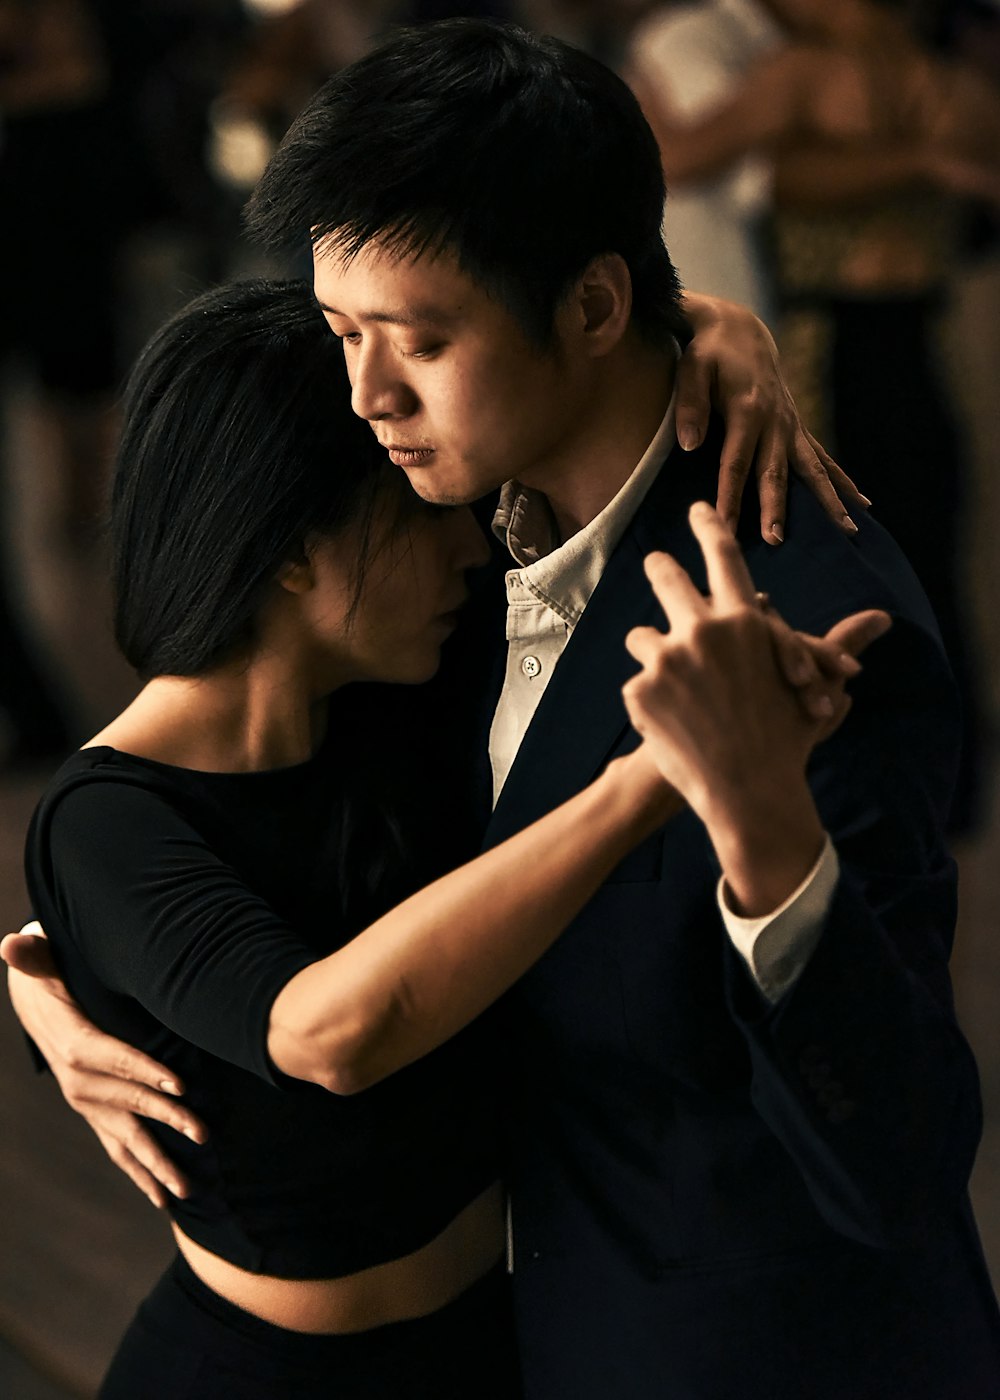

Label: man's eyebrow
[316,301,454,329]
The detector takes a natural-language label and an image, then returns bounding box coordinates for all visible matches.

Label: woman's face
[302,489,490,688]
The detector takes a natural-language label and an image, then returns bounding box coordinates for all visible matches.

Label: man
[9,18,1000,1398]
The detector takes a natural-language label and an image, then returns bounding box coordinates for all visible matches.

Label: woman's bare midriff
[172,1179,505,1334]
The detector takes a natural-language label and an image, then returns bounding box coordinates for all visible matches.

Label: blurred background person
[627,0,1000,833]
[627,0,782,320]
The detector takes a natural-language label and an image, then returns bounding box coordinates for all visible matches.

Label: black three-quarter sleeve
[28,777,319,1085]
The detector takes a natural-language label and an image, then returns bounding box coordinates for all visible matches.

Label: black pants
[100,1255,522,1399]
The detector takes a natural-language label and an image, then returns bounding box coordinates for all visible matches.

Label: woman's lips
[387,446,435,467]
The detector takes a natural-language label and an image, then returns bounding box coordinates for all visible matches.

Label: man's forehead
[314,298,457,330]
[312,240,475,323]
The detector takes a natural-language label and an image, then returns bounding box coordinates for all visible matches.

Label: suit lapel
[483,436,720,850]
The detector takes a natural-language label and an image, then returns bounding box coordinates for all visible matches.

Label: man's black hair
[246,18,685,346]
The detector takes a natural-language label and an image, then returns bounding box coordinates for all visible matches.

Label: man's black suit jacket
[455,433,1000,1399]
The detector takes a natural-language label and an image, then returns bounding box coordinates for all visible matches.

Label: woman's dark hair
[245,18,685,347]
[112,278,394,679]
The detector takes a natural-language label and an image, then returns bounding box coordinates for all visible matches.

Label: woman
[15,279,861,1398]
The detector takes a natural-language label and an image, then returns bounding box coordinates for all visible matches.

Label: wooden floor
[2,260,1000,1395]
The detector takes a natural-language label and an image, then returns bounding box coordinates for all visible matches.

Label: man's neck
[519,338,677,543]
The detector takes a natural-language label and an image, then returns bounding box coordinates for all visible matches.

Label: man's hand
[622,503,890,915]
[3,923,207,1208]
[678,292,870,544]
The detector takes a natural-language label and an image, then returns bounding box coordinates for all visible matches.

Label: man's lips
[384,445,435,466]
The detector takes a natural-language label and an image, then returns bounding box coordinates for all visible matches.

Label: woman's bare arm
[269,752,678,1093]
[677,293,867,540]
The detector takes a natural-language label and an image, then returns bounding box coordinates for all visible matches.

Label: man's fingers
[92,1108,194,1197]
[686,503,757,611]
[68,1025,189,1099]
[767,615,855,721]
[768,614,821,689]
[824,609,892,659]
[812,693,854,745]
[642,549,707,630]
[1,931,58,979]
[74,1070,207,1142]
[92,1126,174,1209]
[797,634,863,682]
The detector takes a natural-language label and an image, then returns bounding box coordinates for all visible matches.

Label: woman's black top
[23,716,500,1280]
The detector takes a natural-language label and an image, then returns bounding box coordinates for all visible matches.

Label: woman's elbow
[268,977,401,1096]
[268,1014,379,1095]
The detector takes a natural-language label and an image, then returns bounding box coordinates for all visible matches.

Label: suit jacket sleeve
[723,611,980,1250]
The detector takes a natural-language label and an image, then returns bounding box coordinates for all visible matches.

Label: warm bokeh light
[243,0,305,16]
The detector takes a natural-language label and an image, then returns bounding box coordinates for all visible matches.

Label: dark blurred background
[1,1,999,1394]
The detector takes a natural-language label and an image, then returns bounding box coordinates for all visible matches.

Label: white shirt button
[521,655,542,679]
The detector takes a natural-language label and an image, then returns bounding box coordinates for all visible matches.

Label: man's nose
[349,342,416,422]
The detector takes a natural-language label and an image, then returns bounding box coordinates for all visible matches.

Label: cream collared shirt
[487,395,837,1002]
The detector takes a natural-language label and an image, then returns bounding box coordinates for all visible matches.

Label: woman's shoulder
[28,748,202,867]
[39,744,197,812]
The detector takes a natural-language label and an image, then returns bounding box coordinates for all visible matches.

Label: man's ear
[560,252,633,358]
[276,556,315,596]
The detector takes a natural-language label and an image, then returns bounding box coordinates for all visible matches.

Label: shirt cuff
[717,837,840,1003]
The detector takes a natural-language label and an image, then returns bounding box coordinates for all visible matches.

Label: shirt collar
[491,385,678,625]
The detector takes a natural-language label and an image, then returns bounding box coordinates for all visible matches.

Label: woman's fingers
[641,548,708,631]
[686,502,757,611]
[754,426,789,546]
[715,414,759,537]
[804,430,870,511]
[624,625,667,670]
[637,505,757,638]
[823,608,892,659]
[766,613,824,688]
[673,337,712,454]
[789,428,858,535]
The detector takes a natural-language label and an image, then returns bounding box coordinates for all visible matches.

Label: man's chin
[402,470,484,508]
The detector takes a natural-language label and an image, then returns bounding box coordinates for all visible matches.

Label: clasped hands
[622,501,890,916]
